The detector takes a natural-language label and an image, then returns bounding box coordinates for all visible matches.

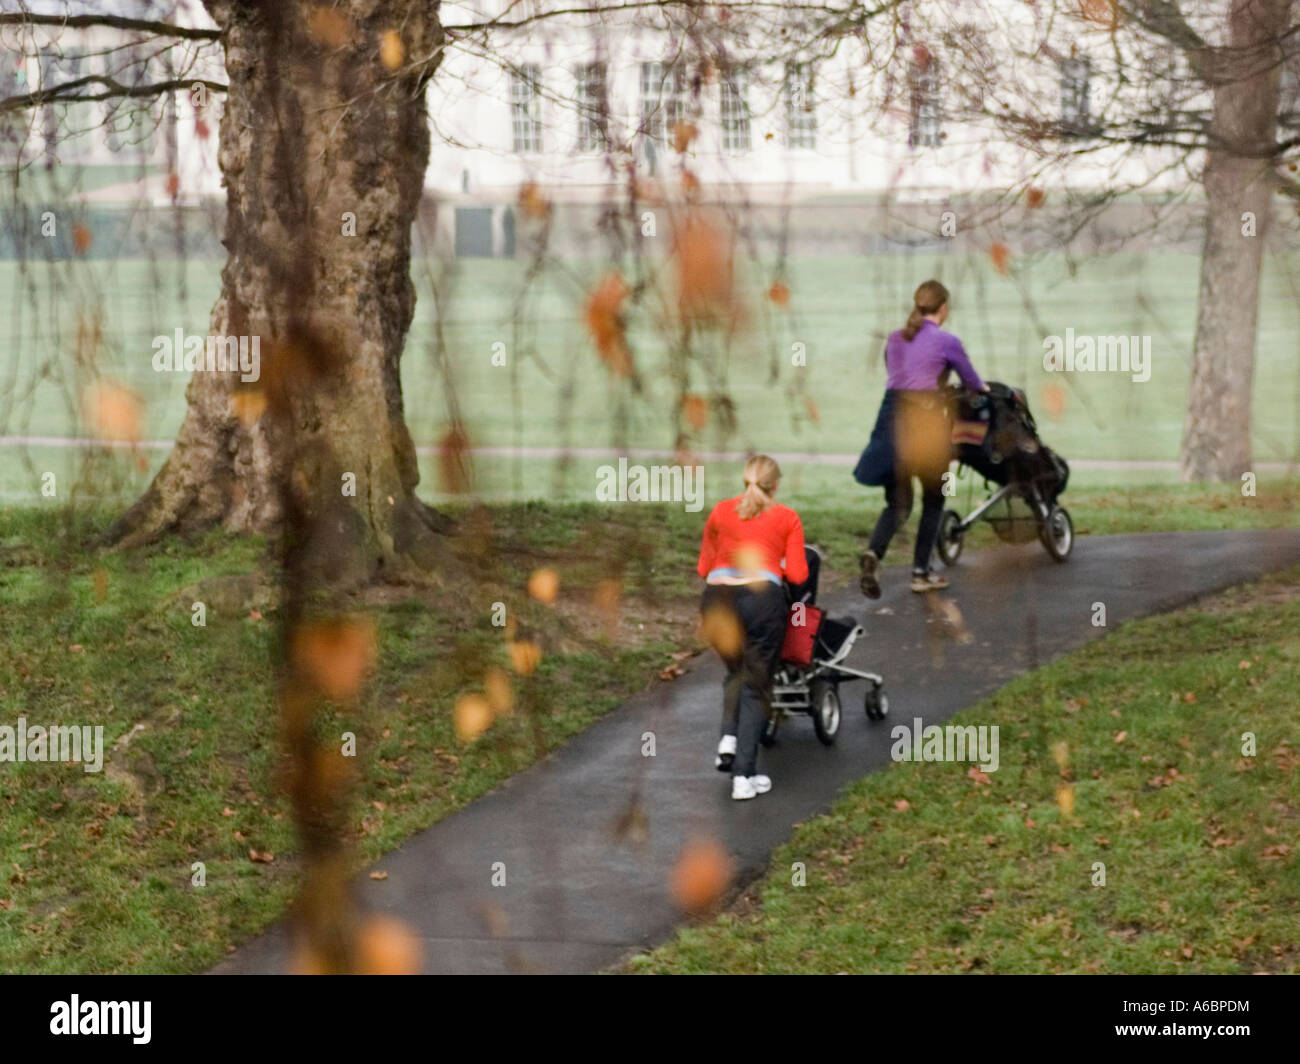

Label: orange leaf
[989,242,1011,276]
[379,30,403,70]
[484,667,513,717]
[454,693,493,741]
[82,381,141,443]
[306,7,350,48]
[354,914,421,975]
[583,272,633,376]
[437,423,472,494]
[527,567,560,605]
[1040,383,1066,419]
[508,639,541,676]
[518,181,551,221]
[673,213,736,325]
[670,836,733,913]
[291,617,377,701]
[229,388,267,427]
[682,394,709,430]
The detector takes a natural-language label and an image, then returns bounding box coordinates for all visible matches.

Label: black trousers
[868,472,945,573]
[700,582,786,778]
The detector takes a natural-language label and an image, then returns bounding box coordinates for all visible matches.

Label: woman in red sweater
[698,455,808,800]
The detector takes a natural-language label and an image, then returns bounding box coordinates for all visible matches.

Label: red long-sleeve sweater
[697,497,808,585]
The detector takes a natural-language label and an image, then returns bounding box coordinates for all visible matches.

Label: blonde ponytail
[735,455,781,519]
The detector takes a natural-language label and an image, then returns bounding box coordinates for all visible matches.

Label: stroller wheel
[936,510,964,567]
[759,714,779,747]
[864,681,889,721]
[1040,504,1074,562]
[810,683,841,746]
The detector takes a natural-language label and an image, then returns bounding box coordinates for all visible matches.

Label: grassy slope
[630,566,1300,975]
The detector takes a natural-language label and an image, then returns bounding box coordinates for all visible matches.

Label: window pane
[721,68,750,153]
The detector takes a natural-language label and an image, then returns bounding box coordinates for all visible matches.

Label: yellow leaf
[454,693,493,741]
[379,30,404,70]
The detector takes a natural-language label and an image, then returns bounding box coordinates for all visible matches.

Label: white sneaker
[749,775,772,794]
[715,734,737,772]
[731,775,757,800]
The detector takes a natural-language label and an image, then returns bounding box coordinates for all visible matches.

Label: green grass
[0,502,697,974]
[0,479,1293,973]
[2,248,1299,501]
[629,566,1300,975]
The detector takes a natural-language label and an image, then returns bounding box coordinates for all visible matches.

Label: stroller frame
[763,548,889,748]
[936,383,1074,565]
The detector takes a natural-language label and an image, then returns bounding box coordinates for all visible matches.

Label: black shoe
[859,550,882,599]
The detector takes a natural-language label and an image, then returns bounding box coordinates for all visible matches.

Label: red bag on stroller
[780,603,824,666]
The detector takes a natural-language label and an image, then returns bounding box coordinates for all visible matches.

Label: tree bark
[1181,0,1290,481]
[106,0,448,580]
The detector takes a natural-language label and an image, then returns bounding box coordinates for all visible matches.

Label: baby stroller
[763,546,888,748]
[935,381,1073,564]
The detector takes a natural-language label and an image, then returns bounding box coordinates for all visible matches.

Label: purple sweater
[884,320,985,392]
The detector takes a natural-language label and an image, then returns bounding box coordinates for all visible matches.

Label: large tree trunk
[106,0,447,580]
[1181,0,1290,481]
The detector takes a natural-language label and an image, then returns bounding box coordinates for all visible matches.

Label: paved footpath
[215,529,1300,974]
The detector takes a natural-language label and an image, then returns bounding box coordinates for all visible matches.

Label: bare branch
[443,0,901,35]
[0,12,222,42]
[0,73,226,112]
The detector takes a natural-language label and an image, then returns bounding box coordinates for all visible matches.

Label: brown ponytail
[735,455,781,519]
[901,279,950,341]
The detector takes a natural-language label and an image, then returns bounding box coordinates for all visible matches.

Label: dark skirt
[853,389,952,488]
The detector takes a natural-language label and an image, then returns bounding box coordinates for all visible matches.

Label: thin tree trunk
[1181,0,1290,481]
[106,0,448,581]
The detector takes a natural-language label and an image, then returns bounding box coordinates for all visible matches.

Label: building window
[0,49,26,146]
[639,61,689,143]
[105,47,161,156]
[574,61,607,152]
[510,64,542,153]
[1060,57,1092,138]
[39,48,91,154]
[720,68,750,153]
[784,62,817,150]
[908,50,942,147]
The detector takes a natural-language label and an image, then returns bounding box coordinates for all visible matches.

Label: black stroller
[763,546,888,748]
[935,381,1074,564]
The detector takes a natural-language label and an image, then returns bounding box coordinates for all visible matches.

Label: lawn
[0,502,699,974]
[0,477,1294,973]
[628,565,1300,975]
[2,246,1299,503]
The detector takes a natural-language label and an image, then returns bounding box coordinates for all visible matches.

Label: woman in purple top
[852,280,988,594]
